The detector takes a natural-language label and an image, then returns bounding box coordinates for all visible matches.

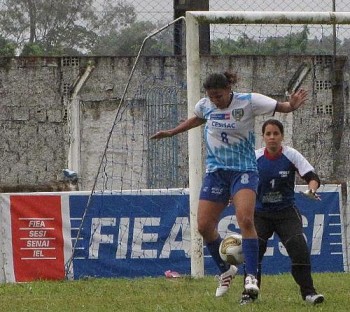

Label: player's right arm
[150,116,206,140]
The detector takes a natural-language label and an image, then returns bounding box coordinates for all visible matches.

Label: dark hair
[203,71,237,90]
[262,119,284,135]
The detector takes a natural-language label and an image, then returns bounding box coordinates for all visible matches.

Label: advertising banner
[10,195,65,281]
[69,194,191,278]
[0,185,345,282]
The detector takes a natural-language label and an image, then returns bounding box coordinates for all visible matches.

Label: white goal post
[185,10,350,278]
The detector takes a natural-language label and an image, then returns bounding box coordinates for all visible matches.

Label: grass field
[0,272,348,311]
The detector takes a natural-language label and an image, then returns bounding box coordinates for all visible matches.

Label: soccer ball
[219,233,244,265]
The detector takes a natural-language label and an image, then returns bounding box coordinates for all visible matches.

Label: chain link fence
[86,1,350,57]
[1,1,348,57]
[96,0,349,24]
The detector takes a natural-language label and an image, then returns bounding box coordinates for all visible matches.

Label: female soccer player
[240,119,324,305]
[150,72,308,298]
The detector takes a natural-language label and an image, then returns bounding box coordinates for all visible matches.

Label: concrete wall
[0,55,348,191]
[0,57,67,187]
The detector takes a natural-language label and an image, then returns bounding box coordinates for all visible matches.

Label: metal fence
[86,1,350,57]
[92,0,349,25]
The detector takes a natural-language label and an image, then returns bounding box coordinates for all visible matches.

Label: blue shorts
[199,170,259,203]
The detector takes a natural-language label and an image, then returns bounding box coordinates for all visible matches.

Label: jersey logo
[279,170,289,177]
[210,113,230,120]
[232,109,244,121]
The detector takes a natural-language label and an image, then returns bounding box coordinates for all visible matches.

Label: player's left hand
[289,89,308,110]
[301,189,321,201]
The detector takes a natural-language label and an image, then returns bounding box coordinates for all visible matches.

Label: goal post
[185,10,350,278]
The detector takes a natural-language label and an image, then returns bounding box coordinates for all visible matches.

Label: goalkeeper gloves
[302,189,321,201]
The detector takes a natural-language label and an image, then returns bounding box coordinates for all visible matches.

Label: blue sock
[206,236,230,273]
[242,238,258,276]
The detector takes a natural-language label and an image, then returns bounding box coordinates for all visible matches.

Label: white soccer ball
[219,233,244,265]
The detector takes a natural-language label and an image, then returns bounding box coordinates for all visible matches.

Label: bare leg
[197,199,227,242]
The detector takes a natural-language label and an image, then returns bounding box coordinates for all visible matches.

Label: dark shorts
[254,205,311,267]
[199,169,259,203]
[254,205,304,244]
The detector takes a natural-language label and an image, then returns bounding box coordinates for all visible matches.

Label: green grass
[0,272,348,311]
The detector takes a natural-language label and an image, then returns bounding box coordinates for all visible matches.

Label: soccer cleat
[240,293,257,305]
[244,274,259,296]
[215,265,238,297]
[305,294,324,304]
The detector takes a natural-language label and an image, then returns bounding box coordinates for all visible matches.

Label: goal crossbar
[187,10,350,25]
[185,10,350,278]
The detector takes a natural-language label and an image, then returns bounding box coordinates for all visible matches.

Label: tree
[21,42,44,56]
[0,34,16,56]
[91,21,173,56]
[260,26,309,54]
[307,34,340,55]
[0,0,136,56]
[211,26,310,55]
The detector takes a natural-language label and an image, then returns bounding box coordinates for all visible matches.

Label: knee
[237,215,255,232]
[197,219,215,241]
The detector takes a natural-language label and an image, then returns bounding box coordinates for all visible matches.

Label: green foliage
[211,25,340,55]
[0,1,173,56]
[0,3,349,57]
[0,0,136,56]
[260,26,309,54]
[0,273,348,311]
[20,41,84,57]
[307,34,341,54]
[0,35,16,56]
[91,21,173,56]
[21,43,44,56]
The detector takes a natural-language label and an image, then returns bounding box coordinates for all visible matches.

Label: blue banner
[69,194,191,279]
[69,190,344,278]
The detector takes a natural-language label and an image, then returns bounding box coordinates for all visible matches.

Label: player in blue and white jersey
[150,72,308,300]
[240,119,324,305]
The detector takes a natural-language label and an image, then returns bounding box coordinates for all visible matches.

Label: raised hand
[289,89,308,110]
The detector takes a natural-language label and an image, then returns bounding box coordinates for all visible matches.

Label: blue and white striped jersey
[255,146,315,212]
[194,92,276,173]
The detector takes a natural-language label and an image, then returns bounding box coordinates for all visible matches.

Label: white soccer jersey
[194,92,276,172]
